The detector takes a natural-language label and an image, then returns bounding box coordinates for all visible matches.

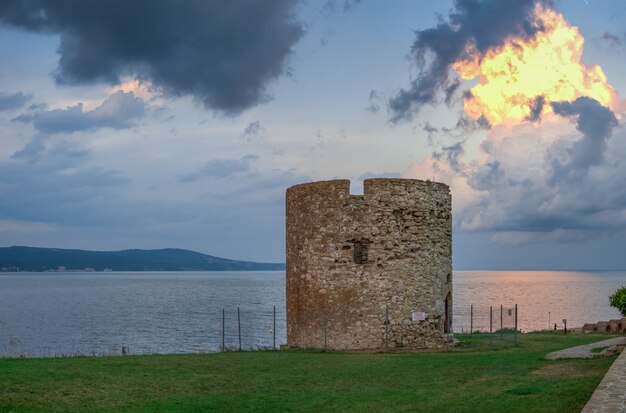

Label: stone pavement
[545,337,626,360]
[581,345,626,413]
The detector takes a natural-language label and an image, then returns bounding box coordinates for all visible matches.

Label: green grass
[590,346,610,354]
[0,333,618,413]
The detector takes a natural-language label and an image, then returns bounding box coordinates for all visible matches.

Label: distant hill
[0,246,285,272]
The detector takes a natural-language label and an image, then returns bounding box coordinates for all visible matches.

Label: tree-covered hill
[0,246,285,272]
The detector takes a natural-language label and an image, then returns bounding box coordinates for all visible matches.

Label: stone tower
[286,178,452,350]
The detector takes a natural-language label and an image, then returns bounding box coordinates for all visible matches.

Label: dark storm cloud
[389,0,552,122]
[178,155,259,182]
[549,97,618,182]
[0,0,303,114]
[0,91,31,111]
[14,91,145,134]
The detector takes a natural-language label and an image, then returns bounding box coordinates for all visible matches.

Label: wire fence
[218,306,284,351]
[1,303,520,358]
[454,305,518,332]
[453,304,519,347]
[286,304,520,351]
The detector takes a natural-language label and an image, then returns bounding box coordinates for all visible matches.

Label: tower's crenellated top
[287,177,449,193]
[286,178,450,208]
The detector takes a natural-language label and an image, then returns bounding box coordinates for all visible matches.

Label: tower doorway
[444,292,452,334]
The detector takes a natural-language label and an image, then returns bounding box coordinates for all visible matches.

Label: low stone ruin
[582,318,626,333]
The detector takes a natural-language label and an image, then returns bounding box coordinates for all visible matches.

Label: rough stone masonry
[286,178,452,350]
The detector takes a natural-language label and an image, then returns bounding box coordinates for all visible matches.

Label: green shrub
[609,286,626,317]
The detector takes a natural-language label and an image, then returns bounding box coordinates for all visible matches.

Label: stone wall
[582,319,626,333]
[286,178,452,350]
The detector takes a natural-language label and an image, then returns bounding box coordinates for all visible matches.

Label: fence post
[514,304,518,345]
[470,304,473,336]
[385,306,389,349]
[221,308,225,351]
[500,304,503,340]
[323,308,328,352]
[489,306,493,350]
[273,305,276,350]
[237,307,242,351]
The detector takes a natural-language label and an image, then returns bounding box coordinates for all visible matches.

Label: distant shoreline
[0,269,286,273]
[0,246,286,272]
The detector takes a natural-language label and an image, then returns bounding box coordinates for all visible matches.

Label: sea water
[0,270,623,357]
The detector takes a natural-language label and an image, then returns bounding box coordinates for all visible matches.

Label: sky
[0,0,625,270]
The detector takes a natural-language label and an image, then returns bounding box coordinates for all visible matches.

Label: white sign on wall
[411,311,427,321]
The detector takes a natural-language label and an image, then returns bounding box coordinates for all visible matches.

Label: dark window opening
[353,242,369,264]
[446,272,451,283]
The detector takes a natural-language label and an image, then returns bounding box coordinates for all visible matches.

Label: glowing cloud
[453,5,619,126]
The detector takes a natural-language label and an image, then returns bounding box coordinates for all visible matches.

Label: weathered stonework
[582,318,626,333]
[286,178,452,350]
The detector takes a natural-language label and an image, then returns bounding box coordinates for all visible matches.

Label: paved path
[581,346,626,413]
[545,337,626,360]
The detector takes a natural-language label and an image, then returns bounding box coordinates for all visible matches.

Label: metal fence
[453,304,519,347]
[218,306,284,351]
[1,303,520,358]
[286,304,520,351]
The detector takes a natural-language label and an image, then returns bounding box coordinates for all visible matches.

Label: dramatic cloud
[394,0,626,250]
[0,91,31,111]
[178,155,259,182]
[409,100,623,243]
[14,91,145,134]
[389,0,551,121]
[0,0,303,114]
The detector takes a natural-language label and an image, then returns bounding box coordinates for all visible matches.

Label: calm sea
[0,270,624,357]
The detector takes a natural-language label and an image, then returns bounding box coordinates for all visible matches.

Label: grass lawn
[0,333,619,413]
[590,345,610,354]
